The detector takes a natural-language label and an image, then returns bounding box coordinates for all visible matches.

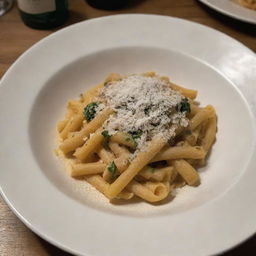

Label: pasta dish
[238,0,256,10]
[56,72,217,203]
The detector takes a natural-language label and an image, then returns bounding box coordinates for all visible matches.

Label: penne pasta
[86,174,109,197]
[74,128,104,161]
[114,157,129,172]
[86,175,134,200]
[67,100,83,113]
[126,180,169,202]
[57,119,68,133]
[110,132,136,149]
[201,115,217,153]
[197,114,217,166]
[96,147,117,181]
[189,102,201,117]
[152,145,206,162]
[60,108,114,154]
[143,71,156,77]
[82,83,104,103]
[238,0,256,10]
[144,181,170,195]
[56,72,217,204]
[60,114,84,140]
[174,160,200,186]
[115,190,134,200]
[169,82,198,99]
[108,141,130,158]
[190,105,215,130]
[71,162,106,177]
[107,136,166,199]
[104,73,122,84]
[172,174,186,188]
[184,126,202,146]
[97,147,115,164]
[139,166,174,182]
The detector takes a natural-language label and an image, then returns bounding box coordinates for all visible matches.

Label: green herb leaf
[102,130,111,139]
[83,102,98,122]
[128,130,143,140]
[177,98,190,113]
[125,135,138,148]
[108,161,117,179]
[102,130,111,150]
[149,167,156,173]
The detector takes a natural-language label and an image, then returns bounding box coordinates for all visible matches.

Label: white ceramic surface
[198,0,256,24]
[0,14,256,256]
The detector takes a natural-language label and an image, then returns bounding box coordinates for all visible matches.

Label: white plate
[198,0,256,24]
[0,14,256,256]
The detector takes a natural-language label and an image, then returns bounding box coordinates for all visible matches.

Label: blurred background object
[238,0,256,10]
[86,0,129,10]
[17,0,69,29]
[0,0,13,16]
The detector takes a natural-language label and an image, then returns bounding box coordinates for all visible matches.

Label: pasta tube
[71,162,106,177]
[174,160,200,186]
[60,108,113,154]
[107,136,166,199]
[190,105,215,130]
[74,128,104,161]
[126,180,169,202]
[152,145,206,162]
[139,166,174,182]
[110,132,136,149]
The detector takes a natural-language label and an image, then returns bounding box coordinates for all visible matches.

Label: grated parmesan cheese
[98,74,189,152]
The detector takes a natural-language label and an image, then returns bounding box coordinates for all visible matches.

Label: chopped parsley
[176,98,190,113]
[125,134,137,148]
[102,130,111,139]
[128,130,143,140]
[108,161,117,179]
[83,102,98,122]
[149,167,156,173]
[102,130,111,149]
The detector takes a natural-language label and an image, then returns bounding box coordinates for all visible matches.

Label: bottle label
[17,0,56,14]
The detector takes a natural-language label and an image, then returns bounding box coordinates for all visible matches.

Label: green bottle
[17,0,68,29]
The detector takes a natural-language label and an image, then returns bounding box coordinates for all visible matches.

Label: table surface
[0,0,255,255]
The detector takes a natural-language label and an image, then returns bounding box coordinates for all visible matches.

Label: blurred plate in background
[198,0,256,24]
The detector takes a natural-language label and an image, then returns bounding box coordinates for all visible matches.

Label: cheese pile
[100,74,189,151]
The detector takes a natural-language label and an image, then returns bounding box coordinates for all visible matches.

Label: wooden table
[0,0,255,255]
